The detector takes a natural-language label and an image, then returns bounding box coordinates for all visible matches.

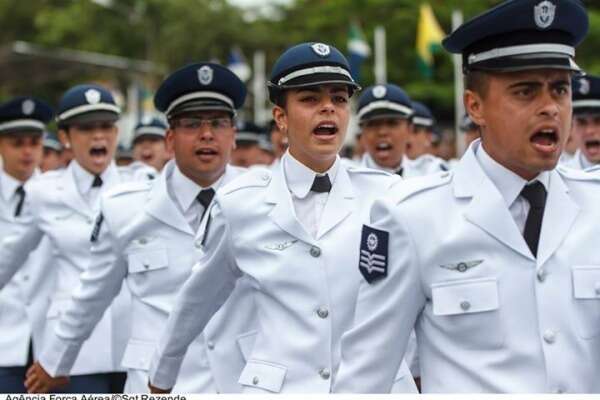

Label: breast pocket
[571,265,600,339]
[127,249,169,274]
[238,360,287,393]
[431,277,504,349]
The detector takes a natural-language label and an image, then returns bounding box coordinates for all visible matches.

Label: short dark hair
[465,70,490,97]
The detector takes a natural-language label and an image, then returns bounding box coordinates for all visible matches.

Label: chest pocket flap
[127,249,168,274]
[238,360,287,393]
[432,277,499,316]
[572,266,600,299]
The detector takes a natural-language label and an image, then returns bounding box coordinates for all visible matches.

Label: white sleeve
[149,200,241,390]
[333,197,426,393]
[0,194,45,289]
[39,201,128,377]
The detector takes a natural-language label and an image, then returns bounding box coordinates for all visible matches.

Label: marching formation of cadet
[1,0,600,394]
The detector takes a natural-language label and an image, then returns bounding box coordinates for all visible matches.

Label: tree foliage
[1,0,599,119]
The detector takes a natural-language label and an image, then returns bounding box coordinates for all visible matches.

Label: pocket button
[460,300,471,311]
[543,329,556,344]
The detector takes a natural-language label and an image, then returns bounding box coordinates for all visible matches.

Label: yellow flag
[417,3,445,77]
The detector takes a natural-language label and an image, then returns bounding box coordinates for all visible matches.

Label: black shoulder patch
[90,213,104,242]
[359,225,389,283]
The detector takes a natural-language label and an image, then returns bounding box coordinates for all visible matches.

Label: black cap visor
[61,110,119,128]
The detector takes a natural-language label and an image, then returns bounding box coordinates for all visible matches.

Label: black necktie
[310,174,332,193]
[396,167,404,177]
[14,186,25,217]
[197,188,216,220]
[92,175,103,188]
[520,181,547,258]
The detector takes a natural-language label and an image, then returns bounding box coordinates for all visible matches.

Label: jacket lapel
[455,145,534,260]
[58,164,93,218]
[265,163,315,245]
[536,170,579,267]
[317,166,355,239]
[145,163,194,236]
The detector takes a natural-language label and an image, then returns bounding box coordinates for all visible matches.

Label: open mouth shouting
[89,144,108,165]
[584,138,600,158]
[195,147,219,161]
[312,121,338,142]
[375,141,393,156]
[530,126,560,156]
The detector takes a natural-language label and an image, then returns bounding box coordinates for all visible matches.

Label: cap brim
[133,133,165,144]
[275,72,361,91]
[469,55,583,75]
[0,128,44,136]
[359,110,411,123]
[168,99,234,118]
[62,111,119,126]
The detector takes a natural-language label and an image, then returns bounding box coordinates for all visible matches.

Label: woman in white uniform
[0,84,152,393]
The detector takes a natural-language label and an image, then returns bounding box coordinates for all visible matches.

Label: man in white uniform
[24,63,256,393]
[564,75,600,171]
[148,42,417,394]
[0,97,55,393]
[335,0,600,393]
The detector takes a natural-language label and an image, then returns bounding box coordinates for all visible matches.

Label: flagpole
[253,50,267,125]
[374,26,387,84]
[452,10,465,156]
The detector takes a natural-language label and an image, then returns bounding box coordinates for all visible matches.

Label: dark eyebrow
[295,87,321,94]
[549,79,570,87]
[507,81,542,89]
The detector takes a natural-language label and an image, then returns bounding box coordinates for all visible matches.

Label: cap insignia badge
[85,89,102,105]
[534,1,556,29]
[22,99,35,115]
[311,43,331,57]
[198,65,214,86]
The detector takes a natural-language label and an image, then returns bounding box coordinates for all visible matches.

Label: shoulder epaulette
[221,167,271,195]
[393,170,453,204]
[105,180,152,198]
[37,169,63,181]
[557,164,600,182]
[346,165,392,177]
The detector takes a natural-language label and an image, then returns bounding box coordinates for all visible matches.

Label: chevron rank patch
[359,225,388,283]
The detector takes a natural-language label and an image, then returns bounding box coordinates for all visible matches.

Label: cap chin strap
[57,103,120,122]
[0,119,44,132]
[468,43,575,65]
[276,65,353,86]
[166,91,234,116]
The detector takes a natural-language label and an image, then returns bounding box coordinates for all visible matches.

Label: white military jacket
[334,141,600,393]
[0,170,55,366]
[0,161,151,375]
[562,149,598,172]
[149,157,417,393]
[39,161,254,393]
[361,153,447,178]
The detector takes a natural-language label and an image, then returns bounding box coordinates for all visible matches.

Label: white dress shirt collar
[362,153,403,174]
[577,150,595,170]
[0,168,24,203]
[475,141,550,208]
[170,162,225,214]
[70,160,116,196]
[283,150,340,199]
